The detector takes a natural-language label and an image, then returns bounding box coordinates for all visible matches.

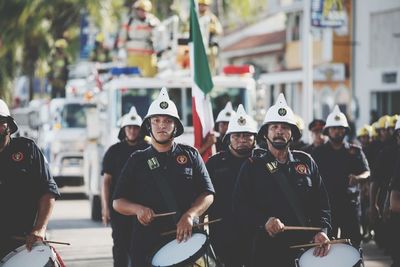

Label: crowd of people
[2,86,400,266]
[3,0,400,266]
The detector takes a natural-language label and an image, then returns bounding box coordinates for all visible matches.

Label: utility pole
[302,0,313,142]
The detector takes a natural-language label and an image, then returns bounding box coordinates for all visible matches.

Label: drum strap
[271,170,307,226]
[146,149,181,223]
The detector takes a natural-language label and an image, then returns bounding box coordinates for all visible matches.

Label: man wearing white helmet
[312,105,370,247]
[101,106,149,267]
[0,99,60,258]
[206,104,257,266]
[214,101,235,152]
[233,94,331,266]
[113,88,215,266]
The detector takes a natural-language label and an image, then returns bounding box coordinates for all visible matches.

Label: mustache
[272,137,285,142]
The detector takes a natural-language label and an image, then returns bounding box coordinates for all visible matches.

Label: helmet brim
[141,116,184,137]
[257,122,301,143]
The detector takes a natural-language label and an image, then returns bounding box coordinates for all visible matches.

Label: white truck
[84,69,257,220]
[42,98,96,189]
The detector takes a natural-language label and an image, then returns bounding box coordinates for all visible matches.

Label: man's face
[0,117,10,147]
[377,128,389,141]
[199,4,208,14]
[150,115,176,142]
[124,125,141,142]
[358,135,370,146]
[0,117,8,135]
[328,127,346,143]
[266,123,292,146]
[230,132,255,154]
[218,121,229,135]
[311,129,325,145]
[135,7,146,19]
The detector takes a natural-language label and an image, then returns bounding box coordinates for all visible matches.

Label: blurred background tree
[0,0,266,101]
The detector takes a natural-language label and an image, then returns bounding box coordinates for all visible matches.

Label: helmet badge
[334,115,341,121]
[160,101,169,109]
[278,108,287,116]
[237,116,246,126]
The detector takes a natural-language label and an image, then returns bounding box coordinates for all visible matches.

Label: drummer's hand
[26,228,45,251]
[137,206,155,226]
[102,206,111,226]
[176,213,194,243]
[312,232,330,257]
[265,217,285,237]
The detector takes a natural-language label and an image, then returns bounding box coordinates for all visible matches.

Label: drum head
[151,233,207,267]
[298,243,361,267]
[0,243,55,267]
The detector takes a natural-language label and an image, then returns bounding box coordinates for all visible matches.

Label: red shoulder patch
[294,163,308,175]
[176,155,188,165]
[11,152,24,162]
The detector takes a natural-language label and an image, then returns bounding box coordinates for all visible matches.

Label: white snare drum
[296,243,363,267]
[0,242,61,267]
[151,231,218,267]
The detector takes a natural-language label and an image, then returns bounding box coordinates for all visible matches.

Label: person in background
[197,0,223,73]
[198,101,236,158]
[101,106,149,267]
[207,104,257,266]
[117,0,160,77]
[301,119,326,154]
[312,105,370,247]
[0,99,60,258]
[48,39,69,98]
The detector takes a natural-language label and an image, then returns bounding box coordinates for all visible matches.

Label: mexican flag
[190,0,215,162]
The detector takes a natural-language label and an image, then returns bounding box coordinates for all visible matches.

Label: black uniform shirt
[233,150,331,237]
[370,145,400,187]
[102,140,149,209]
[206,150,247,226]
[312,142,369,208]
[0,137,60,237]
[389,150,400,192]
[113,143,215,265]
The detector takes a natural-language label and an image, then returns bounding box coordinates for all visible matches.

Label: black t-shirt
[102,140,149,208]
[370,145,400,188]
[0,137,60,237]
[312,142,369,208]
[390,151,400,192]
[113,143,215,266]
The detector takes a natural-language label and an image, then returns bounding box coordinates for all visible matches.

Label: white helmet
[118,106,143,140]
[216,102,235,123]
[142,88,184,137]
[224,104,257,143]
[323,105,350,135]
[258,93,300,140]
[0,99,18,134]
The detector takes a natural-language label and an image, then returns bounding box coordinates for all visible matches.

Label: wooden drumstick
[160,218,223,236]
[283,226,322,231]
[153,211,177,218]
[289,238,350,249]
[12,236,71,246]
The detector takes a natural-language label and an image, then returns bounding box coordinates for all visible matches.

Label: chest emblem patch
[11,152,24,162]
[176,155,188,164]
[147,157,160,170]
[295,163,308,175]
[266,161,278,173]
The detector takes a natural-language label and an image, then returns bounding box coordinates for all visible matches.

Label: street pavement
[47,197,392,266]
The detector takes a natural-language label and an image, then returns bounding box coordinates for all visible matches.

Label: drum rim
[150,230,210,267]
[0,242,51,265]
[296,243,362,267]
